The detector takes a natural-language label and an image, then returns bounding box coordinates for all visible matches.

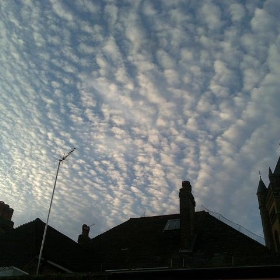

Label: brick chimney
[0,201,14,233]
[78,224,91,246]
[179,181,196,252]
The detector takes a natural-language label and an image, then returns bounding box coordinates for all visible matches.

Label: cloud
[229,3,246,22]
[0,1,279,243]
[251,7,277,33]
[198,1,223,32]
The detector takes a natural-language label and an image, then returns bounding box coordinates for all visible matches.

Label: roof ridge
[131,213,180,219]
[14,218,43,230]
[13,218,78,245]
[200,206,265,245]
[132,211,207,219]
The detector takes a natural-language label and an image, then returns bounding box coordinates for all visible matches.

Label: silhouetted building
[2,172,280,275]
[257,156,280,252]
[0,218,87,274]
[85,181,280,271]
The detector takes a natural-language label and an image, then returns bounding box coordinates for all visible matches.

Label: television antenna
[36,147,76,275]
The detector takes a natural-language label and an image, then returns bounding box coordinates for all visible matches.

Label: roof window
[164,219,180,231]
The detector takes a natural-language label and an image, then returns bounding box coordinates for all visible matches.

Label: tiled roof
[86,211,280,270]
[0,218,87,273]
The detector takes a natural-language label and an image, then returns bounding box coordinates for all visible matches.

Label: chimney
[179,181,196,252]
[78,224,91,246]
[0,201,14,233]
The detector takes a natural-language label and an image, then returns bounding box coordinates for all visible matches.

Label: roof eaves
[42,258,73,273]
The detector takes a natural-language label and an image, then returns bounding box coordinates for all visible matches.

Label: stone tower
[257,156,280,252]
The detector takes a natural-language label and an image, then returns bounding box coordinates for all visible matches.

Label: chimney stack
[0,201,14,220]
[0,201,14,233]
[78,224,91,246]
[179,181,196,252]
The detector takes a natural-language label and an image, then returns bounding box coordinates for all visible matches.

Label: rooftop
[85,211,278,271]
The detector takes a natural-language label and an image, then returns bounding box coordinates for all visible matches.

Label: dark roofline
[0,217,87,273]
[91,210,262,244]
[14,218,42,229]
[90,213,181,241]
[130,213,180,221]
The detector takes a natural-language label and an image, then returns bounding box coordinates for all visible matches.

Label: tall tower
[257,157,280,252]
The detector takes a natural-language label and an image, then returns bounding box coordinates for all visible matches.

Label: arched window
[274,230,280,252]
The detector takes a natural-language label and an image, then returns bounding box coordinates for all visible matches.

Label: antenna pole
[36,148,76,275]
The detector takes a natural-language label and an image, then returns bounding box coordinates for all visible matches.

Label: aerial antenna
[59,147,76,163]
[259,170,261,179]
[36,147,76,275]
[89,223,95,227]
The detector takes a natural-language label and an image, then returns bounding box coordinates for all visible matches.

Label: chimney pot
[182,181,191,187]
[82,224,90,236]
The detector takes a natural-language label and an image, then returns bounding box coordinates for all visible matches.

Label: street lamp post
[36,148,76,275]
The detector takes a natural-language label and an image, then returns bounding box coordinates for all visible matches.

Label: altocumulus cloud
[0,0,280,240]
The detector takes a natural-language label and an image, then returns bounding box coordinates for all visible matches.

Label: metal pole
[36,148,75,275]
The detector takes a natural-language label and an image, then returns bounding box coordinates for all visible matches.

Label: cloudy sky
[0,0,280,242]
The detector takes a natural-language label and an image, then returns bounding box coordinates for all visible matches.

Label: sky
[0,0,280,243]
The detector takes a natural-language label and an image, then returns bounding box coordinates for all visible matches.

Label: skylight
[164,219,180,231]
